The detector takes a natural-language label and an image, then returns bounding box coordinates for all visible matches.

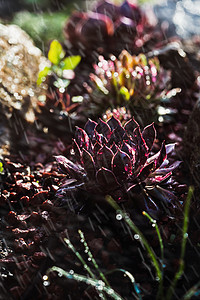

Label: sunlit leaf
[62,55,81,70]
[37,66,51,85]
[48,39,64,65]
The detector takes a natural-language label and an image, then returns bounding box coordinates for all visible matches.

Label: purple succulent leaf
[121,142,135,163]
[75,127,90,150]
[142,123,156,151]
[166,143,176,155]
[81,149,96,178]
[109,126,126,146]
[133,127,148,167]
[96,145,114,169]
[138,161,155,181]
[112,148,132,180]
[96,118,112,139]
[120,0,142,23]
[155,141,167,169]
[107,115,122,131]
[84,119,97,139]
[145,172,172,186]
[95,131,108,145]
[147,185,177,206]
[124,117,139,134]
[55,155,84,179]
[72,139,81,161]
[154,161,182,175]
[96,167,120,189]
[93,142,102,156]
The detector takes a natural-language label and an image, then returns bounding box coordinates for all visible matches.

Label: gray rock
[0,24,47,155]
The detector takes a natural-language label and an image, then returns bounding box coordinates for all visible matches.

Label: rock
[0,24,47,155]
[154,0,200,39]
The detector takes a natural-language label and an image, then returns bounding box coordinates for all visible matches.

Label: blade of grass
[47,266,124,300]
[105,195,162,283]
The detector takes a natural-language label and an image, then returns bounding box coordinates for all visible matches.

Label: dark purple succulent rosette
[64,0,148,58]
[55,117,181,214]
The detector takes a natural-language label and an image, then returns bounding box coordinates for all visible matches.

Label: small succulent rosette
[64,0,156,58]
[55,117,181,216]
[81,50,178,124]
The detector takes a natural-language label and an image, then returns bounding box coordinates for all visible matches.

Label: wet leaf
[96,145,114,169]
[142,123,156,151]
[48,40,64,65]
[96,167,119,189]
[62,55,81,70]
[112,149,132,179]
[81,149,96,178]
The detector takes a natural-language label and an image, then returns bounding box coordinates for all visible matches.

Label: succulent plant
[55,116,181,215]
[81,50,176,124]
[64,0,155,59]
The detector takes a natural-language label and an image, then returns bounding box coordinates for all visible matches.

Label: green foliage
[48,40,65,65]
[12,11,67,51]
[37,39,81,86]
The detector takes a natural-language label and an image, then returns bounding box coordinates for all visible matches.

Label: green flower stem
[47,266,124,300]
[78,230,110,287]
[105,195,162,283]
[166,186,194,300]
[64,238,95,280]
[142,211,164,265]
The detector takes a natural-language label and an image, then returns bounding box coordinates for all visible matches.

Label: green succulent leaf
[119,86,130,101]
[37,66,51,85]
[48,39,65,65]
[62,55,81,70]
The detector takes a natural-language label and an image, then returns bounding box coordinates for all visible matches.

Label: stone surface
[0,24,47,155]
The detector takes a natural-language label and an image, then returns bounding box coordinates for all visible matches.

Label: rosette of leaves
[64,0,155,59]
[55,116,181,215]
[82,50,174,124]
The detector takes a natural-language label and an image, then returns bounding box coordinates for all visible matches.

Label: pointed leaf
[48,40,64,65]
[62,55,81,70]
[155,141,166,169]
[81,149,96,178]
[96,118,112,139]
[75,127,90,150]
[55,155,84,178]
[107,116,121,131]
[72,139,81,161]
[84,119,97,139]
[96,145,114,169]
[112,149,132,180]
[93,142,102,156]
[142,123,156,151]
[96,168,119,189]
[138,161,155,181]
[119,86,130,101]
[121,142,135,162]
[166,143,176,155]
[124,118,139,134]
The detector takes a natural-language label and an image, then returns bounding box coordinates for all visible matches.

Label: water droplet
[69,270,74,275]
[88,258,91,261]
[134,234,140,240]
[116,213,123,221]
[43,281,50,286]
[58,272,62,277]
[43,275,48,281]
